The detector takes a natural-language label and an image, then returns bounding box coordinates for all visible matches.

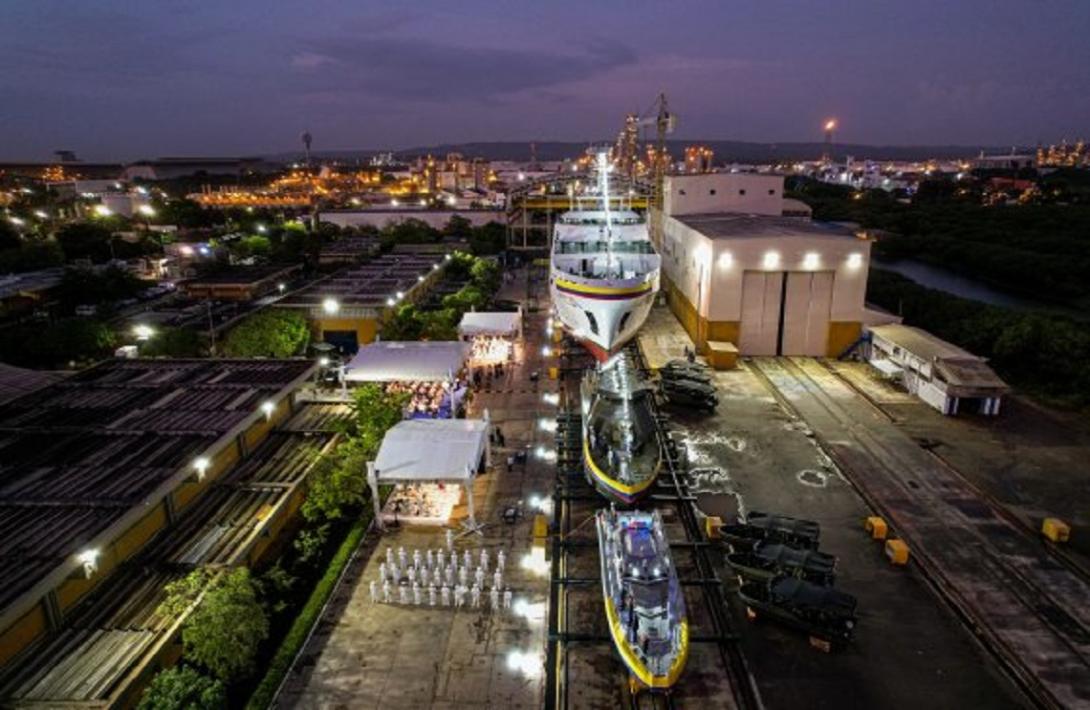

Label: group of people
[384,379,465,419]
[385,483,461,522]
[369,532,514,614]
[468,335,513,367]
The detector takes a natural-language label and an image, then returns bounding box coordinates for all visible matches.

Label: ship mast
[597,151,615,277]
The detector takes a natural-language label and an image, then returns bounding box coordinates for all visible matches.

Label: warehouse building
[657,173,872,357]
[0,358,318,694]
[866,324,1009,415]
[278,252,448,352]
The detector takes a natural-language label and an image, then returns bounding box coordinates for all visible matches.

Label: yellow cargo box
[865,516,888,540]
[705,516,723,540]
[548,366,559,380]
[885,538,910,565]
[1042,517,1071,543]
[533,514,549,541]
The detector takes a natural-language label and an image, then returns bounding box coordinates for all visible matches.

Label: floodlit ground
[277,269,552,710]
[638,306,1027,710]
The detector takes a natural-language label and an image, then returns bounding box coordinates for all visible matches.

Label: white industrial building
[657,173,872,357]
[866,324,1008,416]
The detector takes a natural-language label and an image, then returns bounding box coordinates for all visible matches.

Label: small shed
[367,416,491,530]
[867,324,1008,415]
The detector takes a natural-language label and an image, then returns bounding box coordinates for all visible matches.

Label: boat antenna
[597,151,615,276]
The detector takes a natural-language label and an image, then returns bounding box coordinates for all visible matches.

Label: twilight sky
[3,0,1089,161]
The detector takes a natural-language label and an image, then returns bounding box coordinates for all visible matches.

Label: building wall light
[763,251,780,269]
[261,400,275,419]
[193,457,210,481]
[803,252,820,269]
[847,252,863,269]
[322,298,339,315]
[717,251,733,270]
[77,549,100,578]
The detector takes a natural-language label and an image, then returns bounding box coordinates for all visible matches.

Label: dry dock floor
[639,305,1029,710]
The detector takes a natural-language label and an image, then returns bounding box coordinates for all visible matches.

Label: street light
[33,210,48,219]
[256,224,267,234]
[137,204,156,217]
[193,456,210,481]
[8,216,24,226]
[132,324,155,341]
[277,282,286,293]
[322,298,340,315]
[261,400,275,419]
[93,204,112,217]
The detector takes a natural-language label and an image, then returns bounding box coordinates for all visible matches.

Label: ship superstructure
[596,507,688,689]
[550,152,661,360]
[581,352,661,505]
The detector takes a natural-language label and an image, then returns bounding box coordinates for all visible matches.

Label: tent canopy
[344,341,469,382]
[373,418,488,482]
[458,311,521,338]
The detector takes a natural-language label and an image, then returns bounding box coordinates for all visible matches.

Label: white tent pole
[464,463,476,530]
[367,461,383,531]
[483,409,492,467]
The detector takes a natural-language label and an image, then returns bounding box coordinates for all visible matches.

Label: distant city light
[33,210,48,219]
[517,172,526,181]
[323,297,340,315]
[763,251,780,269]
[8,216,25,226]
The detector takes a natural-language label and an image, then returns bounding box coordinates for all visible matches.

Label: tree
[469,258,500,292]
[55,222,116,262]
[140,327,204,357]
[442,285,488,312]
[0,219,20,251]
[171,568,269,682]
[301,384,408,522]
[468,221,506,255]
[222,309,310,357]
[443,214,472,236]
[137,665,225,710]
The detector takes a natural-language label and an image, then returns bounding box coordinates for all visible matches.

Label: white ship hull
[550,269,659,360]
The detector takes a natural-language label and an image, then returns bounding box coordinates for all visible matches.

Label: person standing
[369,580,378,604]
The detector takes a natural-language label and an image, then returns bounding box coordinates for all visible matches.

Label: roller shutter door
[738,271,783,355]
[782,271,833,356]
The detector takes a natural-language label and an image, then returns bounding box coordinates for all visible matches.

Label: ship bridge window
[585,310,599,335]
[709,189,716,195]
[618,311,632,334]
[739,189,747,196]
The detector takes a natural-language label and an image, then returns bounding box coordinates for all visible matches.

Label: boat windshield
[629,579,669,613]
[555,240,655,255]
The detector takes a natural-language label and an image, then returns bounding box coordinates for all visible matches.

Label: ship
[726,542,837,587]
[582,352,661,505]
[597,507,688,689]
[550,151,661,361]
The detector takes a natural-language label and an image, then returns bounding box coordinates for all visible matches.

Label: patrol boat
[582,352,661,505]
[550,151,661,361]
[596,506,688,689]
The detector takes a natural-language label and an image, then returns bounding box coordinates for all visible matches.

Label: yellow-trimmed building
[656,173,872,357]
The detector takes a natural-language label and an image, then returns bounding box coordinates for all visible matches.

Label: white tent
[457,310,522,338]
[367,415,491,530]
[344,341,470,382]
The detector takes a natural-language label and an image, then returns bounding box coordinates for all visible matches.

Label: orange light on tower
[823,118,838,162]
